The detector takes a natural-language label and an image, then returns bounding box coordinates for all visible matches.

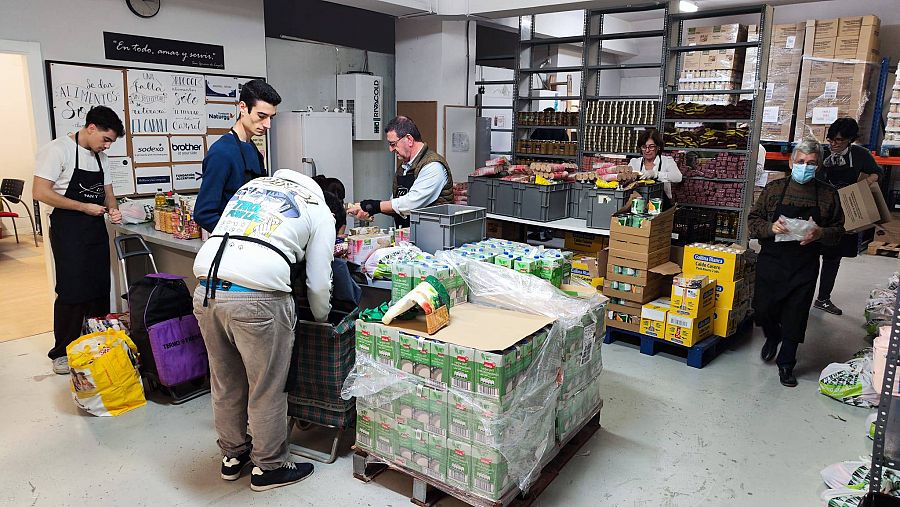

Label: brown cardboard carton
[812,39,836,58]
[838,180,891,232]
[812,18,839,39]
[602,277,670,305]
[838,15,880,37]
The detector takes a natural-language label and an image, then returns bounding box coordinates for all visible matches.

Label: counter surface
[111,222,203,254]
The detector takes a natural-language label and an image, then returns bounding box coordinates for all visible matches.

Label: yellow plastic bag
[66,329,146,416]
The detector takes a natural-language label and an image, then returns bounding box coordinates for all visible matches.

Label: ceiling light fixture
[679,0,699,13]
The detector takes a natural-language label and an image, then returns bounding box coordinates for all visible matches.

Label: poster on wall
[168,73,206,134]
[108,157,135,196]
[50,63,128,157]
[252,135,268,164]
[135,165,173,194]
[170,136,205,162]
[127,70,170,134]
[131,135,170,164]
[207,103,237,130]
[103,32,225,70]
[172,163,203,191]
[206,75,238,101]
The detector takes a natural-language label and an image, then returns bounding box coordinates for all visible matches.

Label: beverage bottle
[155,188,165,209]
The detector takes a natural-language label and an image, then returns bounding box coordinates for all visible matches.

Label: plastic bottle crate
[467,176,494,212]
[568,182,595,220]
[672,207,716,246]
[409,204,486,254]
[585,183,665,230]
[490,180,519,217]
[517,182,570,222]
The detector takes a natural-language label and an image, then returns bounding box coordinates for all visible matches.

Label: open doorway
[0,40,54,342]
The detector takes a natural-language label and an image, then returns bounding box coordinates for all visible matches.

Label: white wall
[0,53,38,238]
[0,0,266,77]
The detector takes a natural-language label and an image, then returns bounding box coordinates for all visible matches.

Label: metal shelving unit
[869,285,900,493]
[660,3,773,245]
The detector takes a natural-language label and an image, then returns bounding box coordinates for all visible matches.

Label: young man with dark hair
[195,79,282,232]
[347,115,454,228]
[32,105,125,374]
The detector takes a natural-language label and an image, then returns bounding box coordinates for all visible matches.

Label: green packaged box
[395,392,426,433]
[448,392,474,441]
[398,333,417,374]
[426,386,448,437]
[474,349,514,401]
[426,433,448,482]
[411,385,432,430]
[513,257,536,276]
[494,253,515,269]
[411,429,431,472]
[375,411,397,458]
[355,320,376,360]
[356,407,375,451]
[471,396,503,447]
[395,423,418,471]
[472,444,509,500]
[449,344,475,392]
[429,340,450,386]
[376,326,399,367]
[391,261,415,302]
[446,438,473,490]
[412,336,431,379]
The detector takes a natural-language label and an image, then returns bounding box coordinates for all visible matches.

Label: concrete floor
[1,254,897,506]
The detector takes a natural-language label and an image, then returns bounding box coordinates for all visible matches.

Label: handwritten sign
[50,63,128,157]
[104,32,225,70]
[127,70,170,134]
[168,73,206,134]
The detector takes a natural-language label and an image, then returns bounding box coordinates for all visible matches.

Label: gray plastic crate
[467,176,494,212]
[491,180,518,217]
[517,182,570,222]
[585,189,619,230]
[568,182,595,220]
[409,204,486,254]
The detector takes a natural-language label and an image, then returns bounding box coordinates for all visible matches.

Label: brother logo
[172,143,201,151]
[693,254,724,264]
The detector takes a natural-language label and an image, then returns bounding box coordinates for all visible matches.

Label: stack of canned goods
[517,110,578,126]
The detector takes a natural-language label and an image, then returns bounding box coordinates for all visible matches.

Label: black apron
[49,133,110,304]
[231,129,265,184]
[822,148,860,259]
[393,169,416,228]
[753,181,822,342]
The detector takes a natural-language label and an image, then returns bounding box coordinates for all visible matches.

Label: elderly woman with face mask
[748,139,845,387]
[812,118,883,316]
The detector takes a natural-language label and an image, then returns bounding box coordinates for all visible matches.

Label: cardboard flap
[649,261,682,276]
[385,303,555,352]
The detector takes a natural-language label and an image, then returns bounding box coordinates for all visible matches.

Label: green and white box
[375,411,397,457]
[398,333,418,374]
[355,320,376,360]
[411,385,432,430]
[426,386,448,437]
[395,391,426,432]
[474,349,514,401]
[429,340,450,386]
[472,444,509,500]
[448,392,474,441]
[376,326,399,367]
[411,428,431,472]
[412,336,432,379]
[356,406,376,451]
[471,396,504,447]
[426,433,448,481]
[395,423,417,471]
[449,344,475,392]
[446,438,473,490]
[391,261,415,302]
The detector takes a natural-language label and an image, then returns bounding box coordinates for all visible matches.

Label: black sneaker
[250,461,314,492]
[778,366,798,388]
[813,299,843,315]
[221,450,252,481]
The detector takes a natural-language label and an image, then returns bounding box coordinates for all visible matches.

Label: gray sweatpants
[192,286,296,470]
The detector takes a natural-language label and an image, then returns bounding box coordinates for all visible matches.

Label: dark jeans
[817,255,841,301]
[48,297,110,359]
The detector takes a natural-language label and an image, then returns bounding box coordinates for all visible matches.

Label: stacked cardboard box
[883,72,900,148]
[794,16,880,143]
[680,243,752,338]
[680,24,748,106]
[740,23,807,141]
[603,208,680,333]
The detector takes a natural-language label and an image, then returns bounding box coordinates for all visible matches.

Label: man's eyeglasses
[641,145,658,151]
[387,134,410,148]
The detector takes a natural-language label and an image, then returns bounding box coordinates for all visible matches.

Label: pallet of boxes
[680,23,748,106]
[348,250,605,505]
[603,200,680,333]
[794,16,881,143]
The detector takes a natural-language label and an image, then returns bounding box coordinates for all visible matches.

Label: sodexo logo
[172,142,202,152]
[137,143,166,153]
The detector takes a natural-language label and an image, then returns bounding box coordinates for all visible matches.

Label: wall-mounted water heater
[337,73,383,141]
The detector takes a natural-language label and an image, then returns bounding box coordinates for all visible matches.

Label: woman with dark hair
[813,118,883,316]
[628,129,682,202]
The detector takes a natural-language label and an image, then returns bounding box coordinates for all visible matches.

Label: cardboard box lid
[385,303,555,352]
[837,179,890,232]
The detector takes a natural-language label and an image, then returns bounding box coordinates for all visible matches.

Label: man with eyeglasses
[812,118,883,316]
[748,138,844,387]
[347,116,454,227]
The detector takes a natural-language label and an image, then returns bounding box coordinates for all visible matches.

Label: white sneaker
[52,357,69,375]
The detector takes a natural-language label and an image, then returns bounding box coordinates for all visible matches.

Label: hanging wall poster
[135,165,173,193]
[170,136,205,162]
[127,70,170,134]
[205,75,238,101]
[169,73,206,134]
[108,157,135,196]
[172,163,203,191]
[131,135,171,164]
[50,63,128,156]
[207,102,237,130]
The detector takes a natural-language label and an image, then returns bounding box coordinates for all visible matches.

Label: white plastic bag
[819,350,878,408]
[119,199,152,224]
[775,215,816,242]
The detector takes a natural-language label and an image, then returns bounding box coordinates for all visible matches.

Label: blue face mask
[791,163,816,184]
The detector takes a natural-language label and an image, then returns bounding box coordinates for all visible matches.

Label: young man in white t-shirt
[32,106,125,374]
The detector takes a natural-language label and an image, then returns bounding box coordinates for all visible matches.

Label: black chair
[0,179,38,247]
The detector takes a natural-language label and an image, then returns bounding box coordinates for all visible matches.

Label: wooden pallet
[867,242,900,258]
[352,402,603,507]
[602,323,748,368]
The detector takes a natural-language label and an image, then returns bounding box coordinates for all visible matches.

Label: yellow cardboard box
[713,300,749,338]
[682,244,745,281]
[640,298,671,339]
[670,275,717,318]
[714,278,747,310]
[665,310,713,347]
